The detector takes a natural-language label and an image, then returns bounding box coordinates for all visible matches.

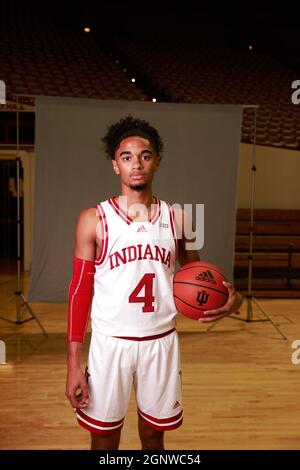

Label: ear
[112,158,120,175]
[154,156,161,171]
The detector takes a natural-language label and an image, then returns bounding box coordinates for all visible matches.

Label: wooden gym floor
[0,273,300,450]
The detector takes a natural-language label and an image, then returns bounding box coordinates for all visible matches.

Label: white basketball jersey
[90,196,178,337]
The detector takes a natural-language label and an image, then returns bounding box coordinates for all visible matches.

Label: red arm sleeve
[67,257,95,343]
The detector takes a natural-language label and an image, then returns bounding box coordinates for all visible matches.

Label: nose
[132,155,143,169]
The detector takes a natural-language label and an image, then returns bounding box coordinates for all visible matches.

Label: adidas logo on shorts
[195,270,216,285]
[173,400,181,409]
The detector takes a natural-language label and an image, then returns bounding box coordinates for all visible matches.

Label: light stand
[0,95,47,336]
[208,106,287,340]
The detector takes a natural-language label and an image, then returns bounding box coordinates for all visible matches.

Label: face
[112,136,160,191]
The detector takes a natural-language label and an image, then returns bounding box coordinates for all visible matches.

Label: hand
[198,281,243,323]
[66,366,89,409]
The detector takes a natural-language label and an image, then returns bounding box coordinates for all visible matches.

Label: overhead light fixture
[152,98,157,102]
[84,27,91,33]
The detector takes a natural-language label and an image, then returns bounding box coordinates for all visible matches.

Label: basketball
[173,261,229,320]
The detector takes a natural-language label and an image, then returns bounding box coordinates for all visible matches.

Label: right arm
[65,208,98,409]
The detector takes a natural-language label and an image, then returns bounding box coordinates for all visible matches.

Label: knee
[91,429,121,450]
[139,422,164,450]
[140,432,164,450]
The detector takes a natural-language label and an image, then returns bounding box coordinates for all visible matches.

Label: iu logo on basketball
[197,290,209,306]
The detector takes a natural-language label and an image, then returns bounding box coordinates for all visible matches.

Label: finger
[80,382,89,401]
[78,382,89,406]
[204,308,228,316]
[223,281,236,294]
[78,394,89,406]
[77,400,89,408]
[223,281,231,288]
[74,391,89,408]
[68,395,80,408]
[198,313,228,323]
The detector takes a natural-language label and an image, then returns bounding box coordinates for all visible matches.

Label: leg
[91,429,121,450]
[135,332,183,450]
[78,335,134,449]
[138,415,165,450]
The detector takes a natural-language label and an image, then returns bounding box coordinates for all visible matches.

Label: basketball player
[65,116,243,450]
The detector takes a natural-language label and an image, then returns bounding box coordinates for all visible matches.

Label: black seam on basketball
[174,295,206,311]
[173,281,229,297]
[175,265,226,279]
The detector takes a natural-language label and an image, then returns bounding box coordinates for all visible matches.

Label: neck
[119,186,154,208]
[117,186,155,221]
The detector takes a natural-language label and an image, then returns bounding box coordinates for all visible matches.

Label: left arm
[175,207,243,323]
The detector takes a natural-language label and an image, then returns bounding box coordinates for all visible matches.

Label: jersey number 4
[129,273,155,313]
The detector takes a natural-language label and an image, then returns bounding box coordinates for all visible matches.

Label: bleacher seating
[234,209,300,297]
[1,14,300,150]
[110,34,300,150]
[0,29,149,102]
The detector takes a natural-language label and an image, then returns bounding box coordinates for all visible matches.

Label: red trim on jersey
[108,196,161,225]
[167,202,178,260]
[95,204,109,265]
[138,408,183,431]
[109,197,132,224]
[113,327,175,341]
[77,410,124,435]
[150,196,161,225]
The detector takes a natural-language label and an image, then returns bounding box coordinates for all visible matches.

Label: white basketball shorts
[76,329,183,435]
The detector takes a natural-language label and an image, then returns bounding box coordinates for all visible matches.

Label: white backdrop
[29,97,242,301]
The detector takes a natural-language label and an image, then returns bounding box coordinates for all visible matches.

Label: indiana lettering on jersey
[109,243,171,270]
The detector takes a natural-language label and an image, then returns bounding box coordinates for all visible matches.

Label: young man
[66,115,243,450]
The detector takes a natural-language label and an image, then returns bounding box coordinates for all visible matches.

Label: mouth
[131,173,145,180]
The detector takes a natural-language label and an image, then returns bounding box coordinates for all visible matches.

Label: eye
[123,156,130,161]
[142,155,151,161]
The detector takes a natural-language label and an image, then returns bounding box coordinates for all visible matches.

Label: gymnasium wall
[238,143,300,209]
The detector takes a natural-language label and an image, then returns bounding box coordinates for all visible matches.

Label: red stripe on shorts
[77,409,124,427]
[138,408,183,431]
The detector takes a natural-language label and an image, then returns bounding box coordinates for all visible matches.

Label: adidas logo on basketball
[195,270,216,285]
[137,225,147,232]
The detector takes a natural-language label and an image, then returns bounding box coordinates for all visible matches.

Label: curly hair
[102,115,164,159]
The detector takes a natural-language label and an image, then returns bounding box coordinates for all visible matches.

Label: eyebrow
[119,149,153,156]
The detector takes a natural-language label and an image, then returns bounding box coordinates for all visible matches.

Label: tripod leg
[251,297,287,340]
[20,293,48,337]
[246,295,253,321]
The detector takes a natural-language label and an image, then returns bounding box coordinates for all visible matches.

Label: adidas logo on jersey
[137,225,147,232]
[173,400,181,409]
[195,270,216,285]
